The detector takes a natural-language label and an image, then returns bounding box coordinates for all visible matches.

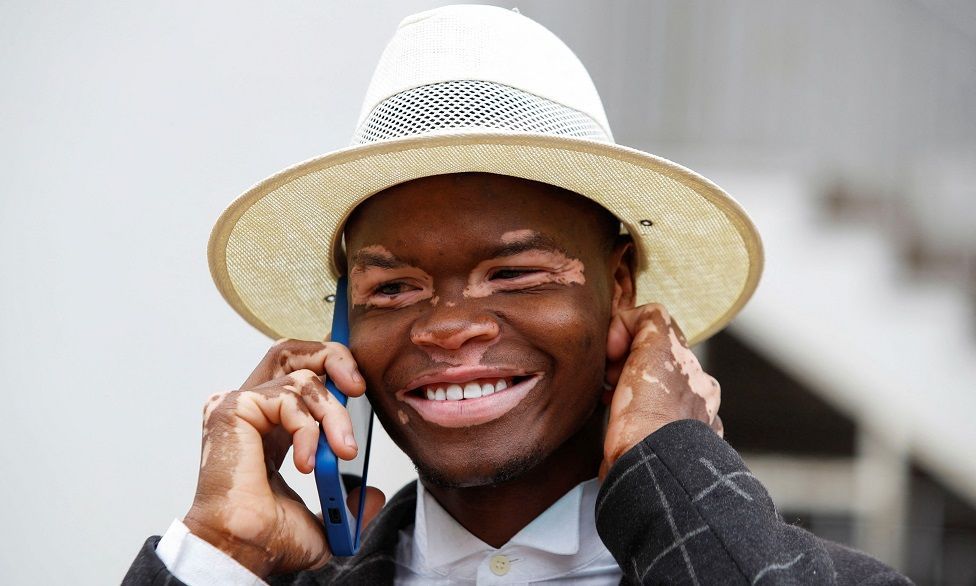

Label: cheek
[509,288,609,373]
[348,311,414,386]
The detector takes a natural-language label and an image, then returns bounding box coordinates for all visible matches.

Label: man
[125,5,910,584]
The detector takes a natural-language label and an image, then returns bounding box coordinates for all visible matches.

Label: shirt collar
[415,478,591,571]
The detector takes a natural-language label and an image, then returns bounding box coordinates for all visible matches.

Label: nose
[410,306,501,350]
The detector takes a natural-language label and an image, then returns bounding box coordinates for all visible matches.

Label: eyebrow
[488,233,567,258]
[351,249,410,270]
[350,233,568,271]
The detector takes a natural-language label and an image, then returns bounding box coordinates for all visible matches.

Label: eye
[375,281,413,296]
[489,268,538,280]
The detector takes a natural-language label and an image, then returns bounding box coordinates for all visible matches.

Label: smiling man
[345,175,622,495]
[124,5,909,585]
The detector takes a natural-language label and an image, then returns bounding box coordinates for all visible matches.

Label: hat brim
[208,132,763,346]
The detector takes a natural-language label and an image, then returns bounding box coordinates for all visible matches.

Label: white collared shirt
[157,478,621,585]
[394,477,621,585]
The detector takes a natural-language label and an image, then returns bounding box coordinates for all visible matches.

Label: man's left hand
[601,303,723,479]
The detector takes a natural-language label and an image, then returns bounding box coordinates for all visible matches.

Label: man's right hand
[182,340,385,578]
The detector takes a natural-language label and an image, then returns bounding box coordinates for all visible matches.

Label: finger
[250,370,360,469]
[630,304,671,348]
[711,413,724,439]
[669,315,689,348]
[703,375,721,425]
[241,340,365,395]
[320,342,367,399]
[263,426,294,471]
[607,304,671,361]
[242,339,325,389]
[234,388,323,474]
[292,371,359,465]
[347,486,387,530]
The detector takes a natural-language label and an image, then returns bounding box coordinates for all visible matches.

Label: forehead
[343,173,613,259]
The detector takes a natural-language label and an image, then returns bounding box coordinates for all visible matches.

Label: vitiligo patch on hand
[640,370,669,393]
[668,327,719,423]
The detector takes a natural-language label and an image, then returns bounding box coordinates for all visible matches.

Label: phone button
[489,554,510,576]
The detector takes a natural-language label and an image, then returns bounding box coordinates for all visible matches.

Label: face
[344,173,631,487]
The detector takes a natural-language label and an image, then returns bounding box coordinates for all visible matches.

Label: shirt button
[489,554,510,576]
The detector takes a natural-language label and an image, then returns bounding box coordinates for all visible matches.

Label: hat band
[351,80,611,145]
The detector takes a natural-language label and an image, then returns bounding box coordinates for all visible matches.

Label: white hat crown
[353,5,613,145]
[209,4,762,347]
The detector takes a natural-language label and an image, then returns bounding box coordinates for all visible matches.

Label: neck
[422,407,605,548]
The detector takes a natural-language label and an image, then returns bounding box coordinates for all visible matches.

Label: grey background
[0,2,435,582]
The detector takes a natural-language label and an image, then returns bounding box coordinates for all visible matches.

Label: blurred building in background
[514,1,976,583]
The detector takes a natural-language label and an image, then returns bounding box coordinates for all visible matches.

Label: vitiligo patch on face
[412,319,500,366]
[397,409,409,425]
[500,229,537,244]
[463,231,586,298]
[349,244,435,307]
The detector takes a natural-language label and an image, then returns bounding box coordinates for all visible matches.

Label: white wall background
[0,2,496,583]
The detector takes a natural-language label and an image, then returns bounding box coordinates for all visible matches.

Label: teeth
[463,382,481,399]
[422,378,515,400]
[445,384,463,401]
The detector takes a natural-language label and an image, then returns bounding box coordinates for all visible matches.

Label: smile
[420,377,522,401]
[399,370,543,428]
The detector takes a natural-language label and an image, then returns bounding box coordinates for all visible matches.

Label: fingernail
[307,451,316,470]
[351,371,363,384]
[344,434,357,450]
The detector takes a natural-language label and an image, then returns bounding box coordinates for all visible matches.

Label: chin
[412,445,547,489]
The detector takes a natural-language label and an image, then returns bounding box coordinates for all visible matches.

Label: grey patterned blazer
[123,420,911,585]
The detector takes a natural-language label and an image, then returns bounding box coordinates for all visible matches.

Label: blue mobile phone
[313,276,374,556]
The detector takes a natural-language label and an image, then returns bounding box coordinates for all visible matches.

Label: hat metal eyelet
[639,219,654,227]
[324,294,336,303]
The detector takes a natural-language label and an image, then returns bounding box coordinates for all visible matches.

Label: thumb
[346,486,387,529]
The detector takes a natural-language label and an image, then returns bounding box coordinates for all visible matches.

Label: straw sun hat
[208,4,763,347]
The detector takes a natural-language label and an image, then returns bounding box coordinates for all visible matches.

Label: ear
[608,236,636,315]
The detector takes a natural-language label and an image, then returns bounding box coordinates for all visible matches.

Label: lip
[399,370,544,428]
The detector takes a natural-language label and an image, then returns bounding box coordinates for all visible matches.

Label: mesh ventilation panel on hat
[352,80,610,144]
